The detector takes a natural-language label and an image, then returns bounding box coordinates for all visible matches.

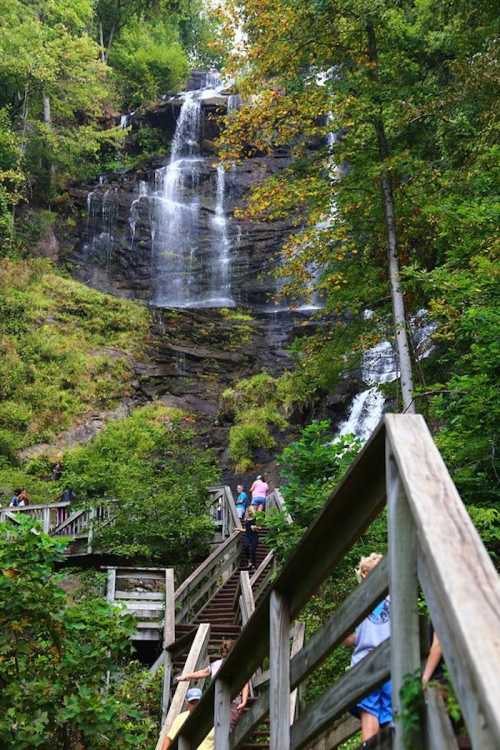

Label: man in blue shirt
[235,484,249,520]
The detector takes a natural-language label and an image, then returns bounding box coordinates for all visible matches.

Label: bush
[224,372,294,470]
[110,19,188,108]
[58,404,219,561]
[229,422,276,472]
[0,519,156,749]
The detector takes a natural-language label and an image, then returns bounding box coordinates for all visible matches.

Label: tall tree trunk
[43,93,56,197]
[366,22,415,413]
[99,22,106,63]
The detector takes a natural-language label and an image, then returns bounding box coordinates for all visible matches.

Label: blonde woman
[344,553,392,745]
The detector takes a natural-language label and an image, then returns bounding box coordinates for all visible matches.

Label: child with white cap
[160,687,214,750]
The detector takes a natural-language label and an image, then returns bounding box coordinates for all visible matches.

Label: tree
[59,404,219,560]
[217,0,499,515]
[0,518,155,749]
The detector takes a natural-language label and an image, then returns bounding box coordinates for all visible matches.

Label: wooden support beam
[302,716,360,750]
[162,568,176,723]
[106,568,116,603]
[386,442,422,750]
[290,640,390,750]
[424,687,459,750]
[270,590,291,750]
[214,678,232,750]
[290,622,305,724]
[155,623,210,750]
[386,414,500,749]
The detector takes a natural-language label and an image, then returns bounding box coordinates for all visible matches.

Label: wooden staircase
[172,535,272,749]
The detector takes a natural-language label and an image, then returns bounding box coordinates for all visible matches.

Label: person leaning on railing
[175,639,249,729]
[159,688,214,750]
[343,553,392,746]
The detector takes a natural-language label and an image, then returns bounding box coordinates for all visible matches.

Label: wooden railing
[207,485,243,541]
[175,531,241,625]
[266,488,293,524]
[170,414,500,750]
[0,500,116,554]
[0,501,72,533]
[155,623,211,750]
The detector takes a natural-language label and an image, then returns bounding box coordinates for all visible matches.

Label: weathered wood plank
[240,571,255,625]
[164,568,176,647]
[106,568,116,603]
[114,591,165,600]
[386,413,500,749]
[214,678,232,750]
[162,568,176,723]
[290,622,306,724]
[386,443,422,750]
[290,640,390,750]
[231,684,269,749]
[424,686,459,750]
[155,622,211,750]
[122,600,165,611]
[303,716,360,750]
[270,590,291,750]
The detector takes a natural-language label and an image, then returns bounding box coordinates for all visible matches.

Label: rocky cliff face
[64,73,296,309]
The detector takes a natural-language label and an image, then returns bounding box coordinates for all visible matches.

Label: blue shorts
[352,680,392,725]
[251,496,266,508]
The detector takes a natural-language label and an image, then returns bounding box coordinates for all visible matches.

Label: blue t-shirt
[236,491,248,507]
[351,596,391,666]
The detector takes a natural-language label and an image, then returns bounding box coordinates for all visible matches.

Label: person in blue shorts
[344,553,392,744]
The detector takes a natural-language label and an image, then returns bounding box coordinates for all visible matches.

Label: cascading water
[338,313,436,442]
[83,74,236,308]
[338,341,397,443]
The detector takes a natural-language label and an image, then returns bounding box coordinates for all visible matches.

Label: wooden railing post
[87,506,96,554]
[386,440,422,750]
[162,568,176,724]
[270,590,291,750]
[214,677,231,750]
[289,621,305,725]
[42,506,51,534]
[106,567,116,603]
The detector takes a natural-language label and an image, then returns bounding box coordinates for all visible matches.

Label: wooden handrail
[155,623,211,750]
[171,415,500,750]
[0,500,70,512]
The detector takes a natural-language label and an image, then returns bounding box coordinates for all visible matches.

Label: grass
[0,258,149,458]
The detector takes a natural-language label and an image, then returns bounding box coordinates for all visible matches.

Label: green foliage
[0,518,155,749]
[399,671,425,750]
[0,258,149,460]
[265,421,361,559]
[59,404,218,560]
[219,0,500,537]
[223,373,291,471]
[263,421,386,703]
[0,108,25,252]
[109,19,188,107]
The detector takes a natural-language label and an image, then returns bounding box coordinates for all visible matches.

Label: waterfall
[338,314,435,442]
[129,180,148,247]
[149,83,234,308]
[227,94,241,112]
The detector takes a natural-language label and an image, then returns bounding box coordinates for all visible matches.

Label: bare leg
[360,711,380,741]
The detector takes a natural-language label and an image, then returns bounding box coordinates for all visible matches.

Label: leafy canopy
[0,518,155,749]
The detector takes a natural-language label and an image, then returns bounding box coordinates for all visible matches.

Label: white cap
[186,687,202,702]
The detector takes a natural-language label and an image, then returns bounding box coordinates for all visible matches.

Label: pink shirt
[251,480,269,498]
